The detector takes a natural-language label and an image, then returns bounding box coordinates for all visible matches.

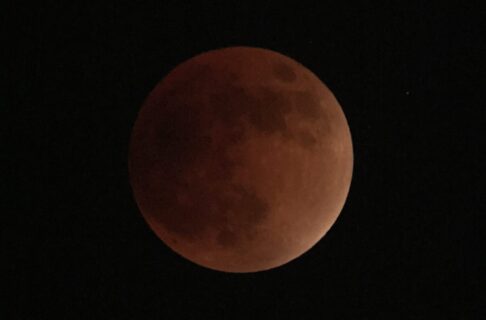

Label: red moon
[129,47,353,273]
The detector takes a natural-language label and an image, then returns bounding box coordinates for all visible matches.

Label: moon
[129,47,353,273]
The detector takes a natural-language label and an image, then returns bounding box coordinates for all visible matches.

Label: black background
[5,1,483,318]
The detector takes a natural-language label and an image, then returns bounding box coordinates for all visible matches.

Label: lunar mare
[129,47,353,272]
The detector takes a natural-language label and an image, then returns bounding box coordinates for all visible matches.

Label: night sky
[5,2,483,318]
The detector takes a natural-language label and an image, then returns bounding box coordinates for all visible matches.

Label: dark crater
[272,62,297,83]
[210,84,293,138]
[297,131,318,148]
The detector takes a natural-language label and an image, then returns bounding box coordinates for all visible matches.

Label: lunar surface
[129,47,353,273]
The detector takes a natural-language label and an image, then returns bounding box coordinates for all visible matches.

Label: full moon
[129,47,353,273]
